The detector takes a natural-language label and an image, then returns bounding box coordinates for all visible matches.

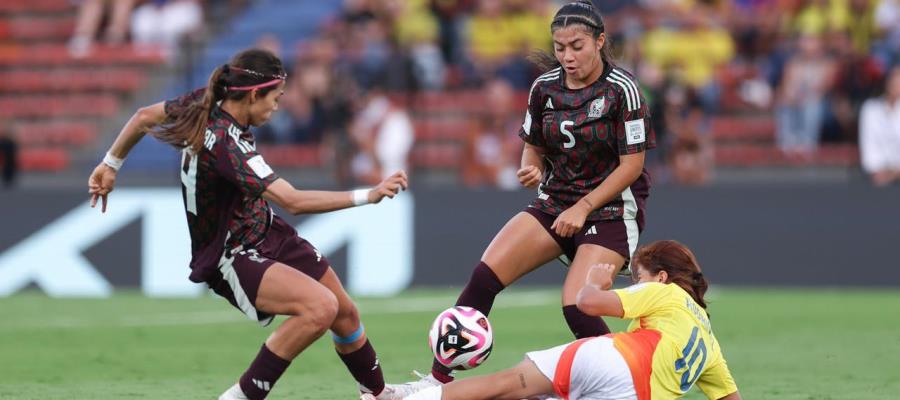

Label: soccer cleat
[218,383,249,400]
[370,371,442,400]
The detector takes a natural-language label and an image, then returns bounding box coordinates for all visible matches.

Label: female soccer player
[87,49,408,400]
[403,0,656,388]
[402,240,741,400]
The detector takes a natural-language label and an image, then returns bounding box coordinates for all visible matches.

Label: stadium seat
[13,122,97,146]
[0,15,75,41]
[0,94,119,118]
[257,144,322,167]
[0,69,147,92]
[18,148,70,171]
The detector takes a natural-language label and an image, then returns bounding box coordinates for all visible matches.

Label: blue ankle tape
[332,324,365,344]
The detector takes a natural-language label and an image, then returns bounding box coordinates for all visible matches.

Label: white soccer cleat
[218,383,249,400]
[370,371,442,400]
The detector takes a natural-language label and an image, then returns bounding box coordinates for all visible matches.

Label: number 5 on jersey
[560,121,575,149]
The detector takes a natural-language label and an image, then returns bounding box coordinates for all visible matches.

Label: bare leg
[415,359,555,400]
[559,244,624,338]
[562,244,624,303]
[481,212,563,285]
[255,263,339,360]
[318,268,365,353]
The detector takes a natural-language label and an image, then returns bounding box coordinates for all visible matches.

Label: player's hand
[586,263,616,290]
[551,201,590,237]
[516,165,542,188]
[368,170,408,204]
[88,163,118,213]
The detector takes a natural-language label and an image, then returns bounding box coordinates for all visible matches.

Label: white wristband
[103,152,124,171]
[352,189,370,206]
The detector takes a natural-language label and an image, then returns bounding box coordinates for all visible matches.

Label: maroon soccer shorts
[206,215,331,326]
[523,206,643,272]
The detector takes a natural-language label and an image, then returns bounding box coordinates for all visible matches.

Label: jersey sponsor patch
[247,155,273,179]
[588,97,607,118]
[625,119,646,145]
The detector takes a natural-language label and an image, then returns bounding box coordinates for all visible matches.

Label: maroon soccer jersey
[162,89,279,282]
[518,63,655,222]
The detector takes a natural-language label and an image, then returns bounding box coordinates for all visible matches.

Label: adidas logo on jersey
[545,98,554,109]
[586,225,597,235]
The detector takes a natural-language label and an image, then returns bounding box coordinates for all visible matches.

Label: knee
[287,291,338,331]
[336,301,360,325]
[308,292,339,330]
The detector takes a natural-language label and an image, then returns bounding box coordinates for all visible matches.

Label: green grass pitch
[1,288,899,399]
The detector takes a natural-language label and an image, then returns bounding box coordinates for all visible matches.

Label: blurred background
[1,1,899,398]
[1,0,899,289]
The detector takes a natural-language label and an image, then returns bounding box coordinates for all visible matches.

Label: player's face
[632,263,666,284]
[553,26,604,83]
[248,82,286,127]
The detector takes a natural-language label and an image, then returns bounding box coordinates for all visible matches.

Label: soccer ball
[428,306,493,370]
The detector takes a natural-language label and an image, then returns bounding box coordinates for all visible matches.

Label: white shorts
[526,337,636,400]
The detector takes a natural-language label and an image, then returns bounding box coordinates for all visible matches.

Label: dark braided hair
[529,0,614,73]
[154,49,286,152]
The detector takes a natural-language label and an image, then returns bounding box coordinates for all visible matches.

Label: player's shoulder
[529,67,563,92]
[618,281,667,295]
[604,66,643,110]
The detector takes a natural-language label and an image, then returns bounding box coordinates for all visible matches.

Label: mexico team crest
[588,97,607,118]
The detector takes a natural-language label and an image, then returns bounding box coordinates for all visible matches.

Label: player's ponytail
[154,49,285,153]
[529,0,615,73]
[632,240,710,310]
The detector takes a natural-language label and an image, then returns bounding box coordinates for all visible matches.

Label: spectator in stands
[429,0,476,67]
[662,75,713,185]
[130,0,203,59]
[0,127,17,188]
[775,33,836,158]
[462,78,522,189]
[350,85,415,185]
[463,0,533,87]
[822,30,882,143]
[381,0,446,90]
[640,5,735,112]
[859,65,900,186]
[68,0,136,58]
[874,0,900,69]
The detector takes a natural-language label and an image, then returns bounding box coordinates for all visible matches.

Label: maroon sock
[430,262,506,383]
[239,344,291,400]
[337,339,385,395]
[454,262,505,315]
[562,305,610,339]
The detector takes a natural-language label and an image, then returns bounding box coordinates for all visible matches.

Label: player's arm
[517,143,546,188]
[718,391,742,400]
[555,151,644,236]
[575,264,625,316]
[107,102,167,159]
[262,170,408,215]
[89,102,167,212]
[576,151,644,213]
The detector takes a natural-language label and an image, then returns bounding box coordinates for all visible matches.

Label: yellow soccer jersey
[611,282,738,399]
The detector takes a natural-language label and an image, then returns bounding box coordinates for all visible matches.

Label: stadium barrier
[1,184,898,297]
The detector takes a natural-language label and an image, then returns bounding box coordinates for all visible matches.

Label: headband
[222,65,287,91]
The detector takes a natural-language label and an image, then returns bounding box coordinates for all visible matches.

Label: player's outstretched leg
[404,359,555,400]
[220,263,339,400]
[560,244,624,339]
[317,268,392,399]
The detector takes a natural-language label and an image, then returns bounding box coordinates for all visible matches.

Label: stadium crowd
[37,0,899,189]
[234,0,900,187]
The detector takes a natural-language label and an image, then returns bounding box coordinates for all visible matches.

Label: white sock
[404,385,442,400]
